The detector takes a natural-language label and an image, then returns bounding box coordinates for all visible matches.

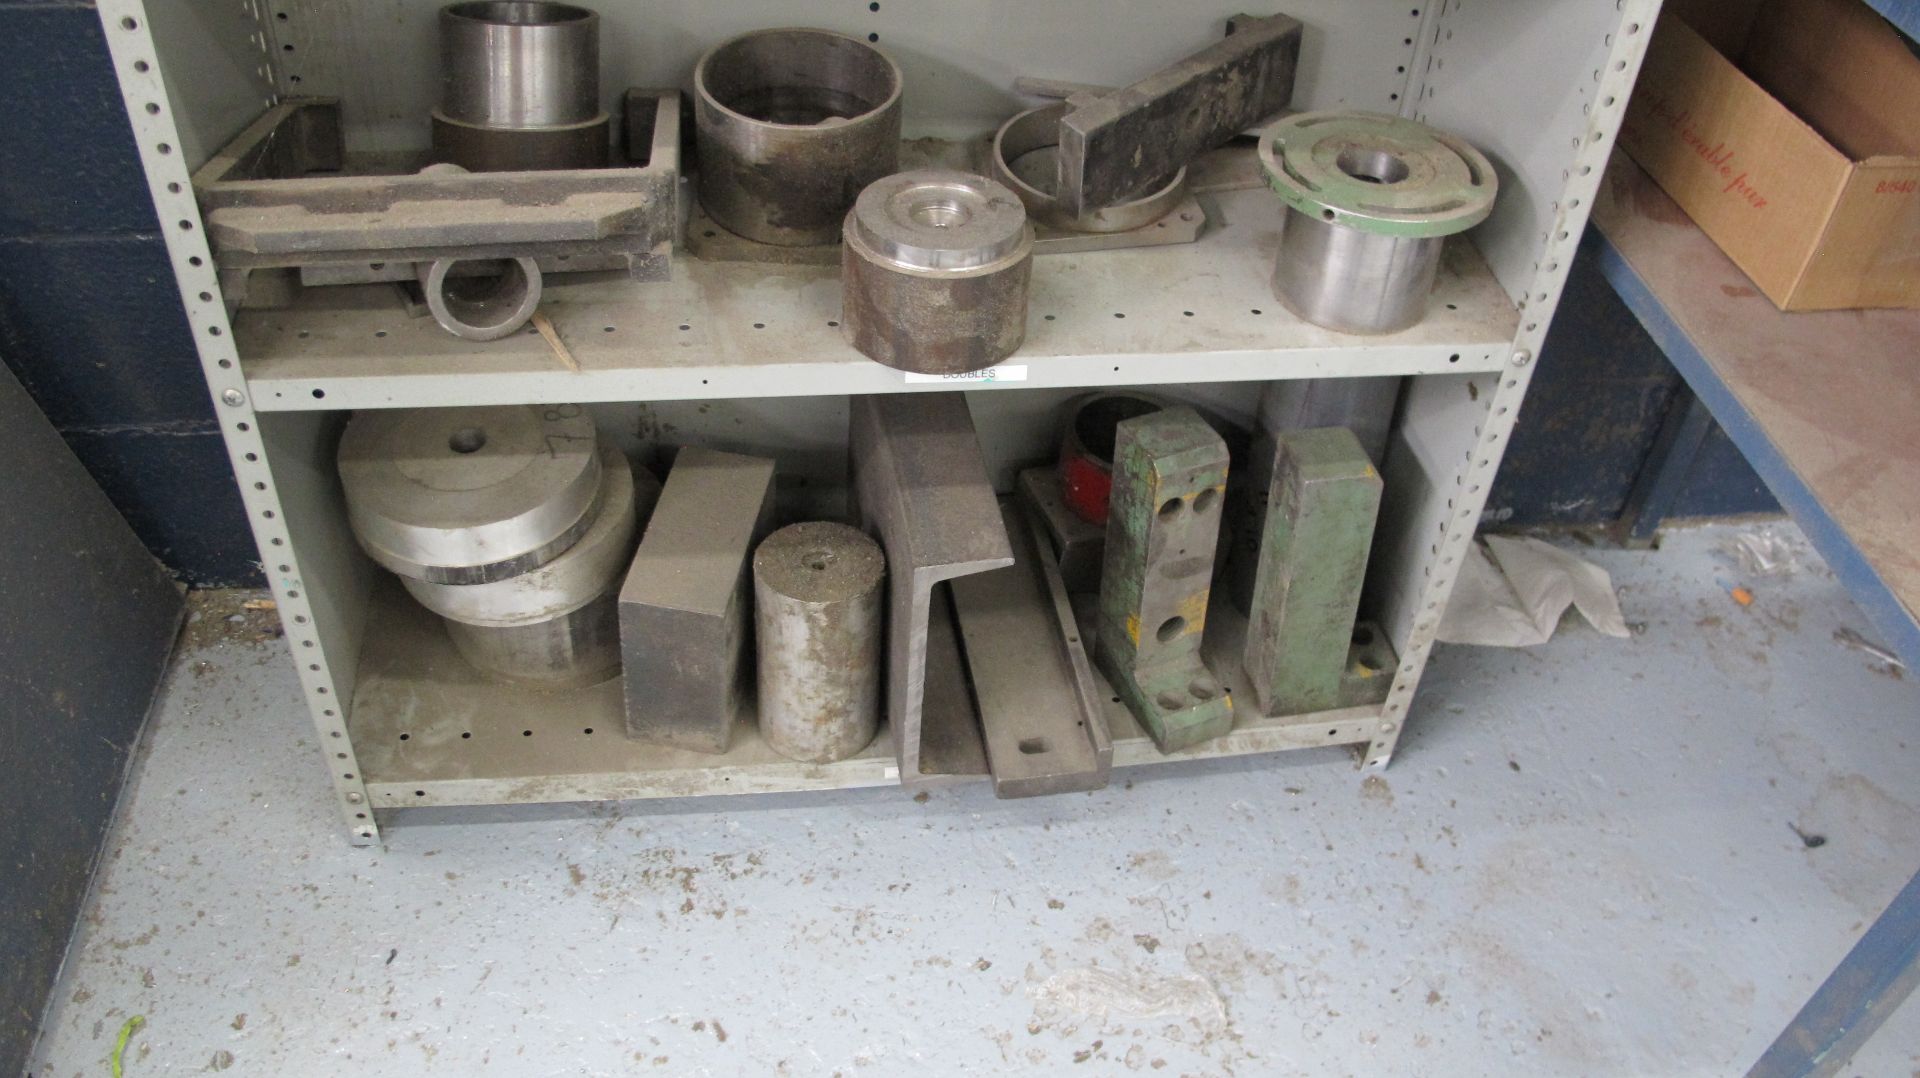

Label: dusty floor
[26,522,1920,1077]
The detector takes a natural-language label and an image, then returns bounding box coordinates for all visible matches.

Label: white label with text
[902,365,1029,384]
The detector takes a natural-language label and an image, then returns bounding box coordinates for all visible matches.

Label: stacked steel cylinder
[338,404,658,688]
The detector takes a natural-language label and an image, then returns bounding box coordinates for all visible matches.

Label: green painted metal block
[1095,406,1233,753]
[1244,426,1384,716]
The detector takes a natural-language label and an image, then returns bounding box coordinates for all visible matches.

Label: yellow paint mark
[1730,586,1754,607]
[1125,613,1141,644]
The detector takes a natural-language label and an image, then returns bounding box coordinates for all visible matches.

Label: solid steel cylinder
[1272,213,1442,334]
[1258,110,1497,334]
[840,169,1033,374]
[434,1,608,170]
[752,522,885,764]
[417,256,543,341]
[446,588,621,687]
[404,446,656,625]
[339,404,603,584]
[990,102,1187,234]
[694,28,903,245]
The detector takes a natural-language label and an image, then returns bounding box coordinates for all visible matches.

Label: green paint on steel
[1094,406,1233,753]
[1257,110,1497,238]
[1244,427,1384,716]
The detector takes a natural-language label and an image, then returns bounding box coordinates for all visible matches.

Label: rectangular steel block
[1095,406,1234,753]
[618,447,776,753]
[1243,426,1382,716]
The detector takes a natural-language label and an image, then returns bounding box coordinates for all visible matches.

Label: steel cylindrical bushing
[990,102,1187,234]
[338,404,603,584]
[752,522,885,764]
[417,256,543,341]
[694,28,903,245]
[432,1,609,171]
[841,170,1033,374]
[404,446,656,625]
[1258,111,1496,334]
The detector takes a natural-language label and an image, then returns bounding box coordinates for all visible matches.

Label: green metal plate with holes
[1094,406,1233,753]
[1258,110,1497,238]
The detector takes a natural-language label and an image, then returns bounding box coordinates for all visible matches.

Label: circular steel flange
[840,169,1034,374]
[989,103,1187,234]
[339,404,603,584]
[417,256,544,341]
[693,28,904,246]
[403,446,658,626]
[1257,110,1497,238]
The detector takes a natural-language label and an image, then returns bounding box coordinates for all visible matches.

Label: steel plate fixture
[950,500,1111,798]
[850,393,1013,786]
[432,0,611,171]
[841,170,1034,375]
[752,522,886,765]
[1258,111,1497,334]
[694,28,903,246]
[1057,12,1302,216]
[1096,406,1233,754]
[991,102,1188,233]
[339,404,603,584]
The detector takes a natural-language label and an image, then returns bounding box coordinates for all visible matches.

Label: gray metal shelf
[97,0,1661,843]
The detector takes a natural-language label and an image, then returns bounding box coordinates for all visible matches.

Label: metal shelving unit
[95,0,1660,844]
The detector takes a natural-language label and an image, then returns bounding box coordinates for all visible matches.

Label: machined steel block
[1095,406,1233,753]
[1243,427,1384,716]
[850,393,1013,786]
[752,522,886,764]
[618,447,776,753]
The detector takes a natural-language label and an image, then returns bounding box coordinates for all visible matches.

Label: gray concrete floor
[26,522,1920,1077]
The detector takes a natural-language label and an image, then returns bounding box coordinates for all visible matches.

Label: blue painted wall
[0,0,259,586]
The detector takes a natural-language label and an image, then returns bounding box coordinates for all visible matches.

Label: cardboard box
[1619,0,1920,310]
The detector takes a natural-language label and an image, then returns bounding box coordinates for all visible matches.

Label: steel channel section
[849,393,1013,787]
[950,500,1110,798]
[618,448,776,754]
[1242,427,1383,716]
[1095,406,1233,754]
[1361,0,1661,773]
[752,522,886,765]
[94,0,386,842]
[1056,12,1301,217]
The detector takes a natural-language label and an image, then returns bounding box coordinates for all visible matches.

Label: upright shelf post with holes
[95,0,1662,844]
